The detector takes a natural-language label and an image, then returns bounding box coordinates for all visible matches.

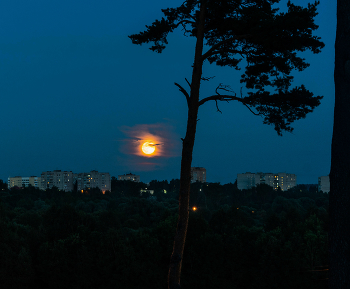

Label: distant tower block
[318,175,330,193]
[118,173,140,182]
[75,170,111,193]
[191,167,206,183]
[40,170,74,192]
[8,176,41,189]
[237,172,296,191]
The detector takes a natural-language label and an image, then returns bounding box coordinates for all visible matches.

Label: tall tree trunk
[329,1,350,288]
[168,3,206,289]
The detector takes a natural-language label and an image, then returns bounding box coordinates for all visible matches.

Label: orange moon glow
[141,142,156,155]
[120,123,181,160]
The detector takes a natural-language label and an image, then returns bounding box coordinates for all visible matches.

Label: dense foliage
[130,2,325,286]
[0,180,328,289]
[129,0,324,135]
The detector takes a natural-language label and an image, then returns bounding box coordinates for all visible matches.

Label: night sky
[0,0,336,185]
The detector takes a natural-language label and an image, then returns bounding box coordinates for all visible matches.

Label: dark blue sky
[0,0,336,184]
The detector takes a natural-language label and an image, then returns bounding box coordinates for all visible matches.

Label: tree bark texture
[168,3,206,289]
[330,1,350,288]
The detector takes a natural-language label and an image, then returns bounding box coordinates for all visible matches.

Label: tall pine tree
[129,1,324,288]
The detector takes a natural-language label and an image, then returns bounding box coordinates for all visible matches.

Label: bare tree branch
[241,102,262,116]
[198,84,264,117]
[215,99,222,113]
[201,76,215,81]
[174,82,190,108]
[198,94,239,106]
[216,83,235,94]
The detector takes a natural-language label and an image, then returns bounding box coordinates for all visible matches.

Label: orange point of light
[192,206,197,211]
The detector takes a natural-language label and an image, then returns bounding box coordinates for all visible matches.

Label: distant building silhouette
[191,167,206,183]
[118,173,140,182]
[318,175,330,193]
[8,176,41,189]
[237,172,296,191]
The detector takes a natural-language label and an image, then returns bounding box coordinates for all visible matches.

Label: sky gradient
[0,0,336,184]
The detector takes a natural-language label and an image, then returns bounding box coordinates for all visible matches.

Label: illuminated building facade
[237,172,296,191]
[8,176,41,189]
[118,173,140,182]
[191,167,207,183]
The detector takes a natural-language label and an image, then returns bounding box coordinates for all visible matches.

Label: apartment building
[318,175,330,193]
[40,170,74,191]
[75,170,111,193]
[8,170,111,193]
[237,172,296,191]
[191,167,207,183]
[277,173,297,191]
[8,176,41,189]
[118,173,140,182]
[40,170,111,192]
[237,172,260,190]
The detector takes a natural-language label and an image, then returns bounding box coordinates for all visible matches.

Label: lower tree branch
[175,82,190,108]
[201,76,215,81]
[215,99,222,113]
[185,78,191,88]
[198,84,264,116]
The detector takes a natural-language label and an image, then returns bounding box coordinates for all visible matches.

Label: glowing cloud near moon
[120,123,180,161]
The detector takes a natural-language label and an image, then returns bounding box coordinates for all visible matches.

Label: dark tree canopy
[129,1,324,288]
[130,0,324,135]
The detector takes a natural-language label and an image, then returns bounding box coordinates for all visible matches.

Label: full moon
[142,142,156,155]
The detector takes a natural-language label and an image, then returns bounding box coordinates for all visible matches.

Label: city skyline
[7,168,326,186]
[0,1,335,185]
[8,169,111,192]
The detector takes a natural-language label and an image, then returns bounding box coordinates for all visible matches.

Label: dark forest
[0,179,328,289]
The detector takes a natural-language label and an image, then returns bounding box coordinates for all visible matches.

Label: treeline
[0,179,328,289]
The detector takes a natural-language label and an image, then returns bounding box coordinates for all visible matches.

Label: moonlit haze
[119,123,180,172]
[0,0,335,184]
